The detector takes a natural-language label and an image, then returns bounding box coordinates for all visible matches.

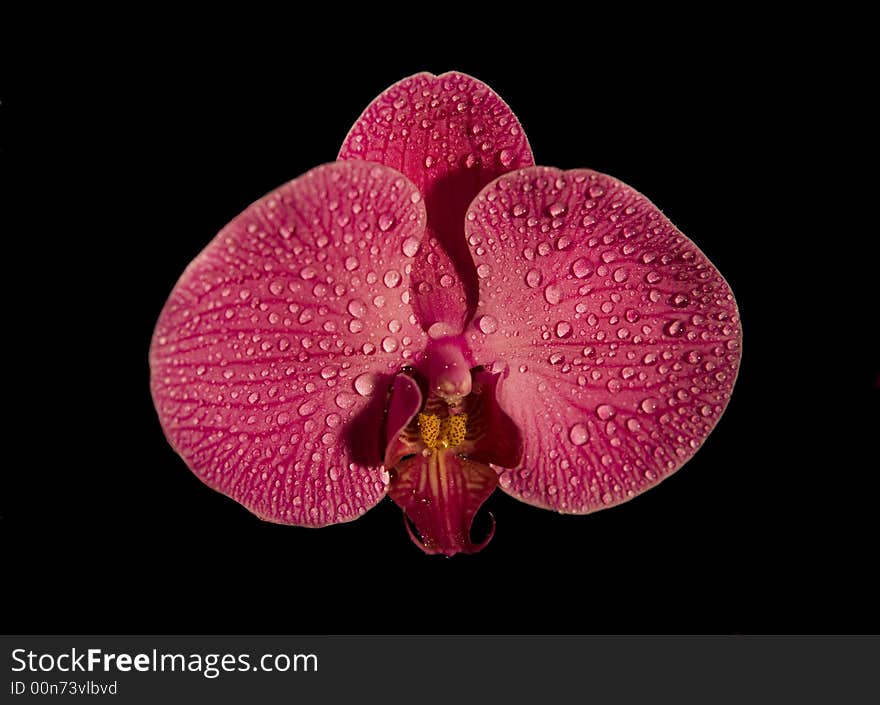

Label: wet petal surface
[339,71,533,333]
[150,161,426,526]
[465,167,741,512]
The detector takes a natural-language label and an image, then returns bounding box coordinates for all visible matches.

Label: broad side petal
[339,71,533,333]
[465,167,741,513]
[150,162,427,526]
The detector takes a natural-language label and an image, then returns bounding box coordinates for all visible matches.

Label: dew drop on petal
[382,336,398,353]
[427,321,458,339]
[477,263,491,278]
[596,404,615,421]
[641,398,659,413]
[526,269,542,288]
[354,373,375,397]
[383,270,401,288]
[298,399,317,416]
[347,299,367,318]
[555,321,572,338]
[402,237,420,257]
[478,315,498,334]
[335,392,357,409]
[378,213,394,231]
[544,284,562,305]
[572,258,593,279]
[344,256,359,271]
[569,423,589,446]
[664,320,685,337]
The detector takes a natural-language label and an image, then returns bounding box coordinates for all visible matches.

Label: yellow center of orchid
[417,413,468,451]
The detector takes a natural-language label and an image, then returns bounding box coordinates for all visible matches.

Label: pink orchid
[150,71,741,556]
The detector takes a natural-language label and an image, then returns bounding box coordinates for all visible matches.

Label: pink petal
[464,167,741,512]
[338,71,533,334]
[150,161,427,526]
[389,452,498,556]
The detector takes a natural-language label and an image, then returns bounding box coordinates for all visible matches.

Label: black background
[4,21,877,634]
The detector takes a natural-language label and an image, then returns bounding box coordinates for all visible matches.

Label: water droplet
[544,284,562,305]
[298,399,317,416]
[347,299,367,318]
[555,321,572,338]
[378,213,394,232]
[269,280,285,296]
[427,321,458,339]
[477,263,491,278]
[499,149,514,167]
[344,256,359,271]
[329,466,340,481]
[362,342,375,355]
[402,237,420,257]
[612,267,628,283]
[569,423,589,446]
[596,404,615,421]
[641,398,659,413]
[383,270,401,288]
[701,405,713,417]
[334,392,356,409]
[572,258,593,279]
[478,315,498,334]
[354,373,375,397]
[589,185,605,198]
[424,156,434,168]
[382,336,398,353]
[549,202,566,217]
[526,269,543,288]
[671,293,689,308]
[664,320,685,337]
[626,418,641,432]
[300,266,316,280]
[439,273,454,288]
[321,366,338,380]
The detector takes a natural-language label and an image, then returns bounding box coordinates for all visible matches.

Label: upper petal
[338,71,534,333]
[150,161,427,526]
[464,167,741,513]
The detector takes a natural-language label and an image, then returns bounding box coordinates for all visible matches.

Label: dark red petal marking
[389,452,498,556]
[150,162,427,526]
[461,369,523,469]
[383,373,423,468]
[465,168,741,513]
[338,71,533,333]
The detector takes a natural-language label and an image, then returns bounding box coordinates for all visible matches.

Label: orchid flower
[150,72,741,556]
